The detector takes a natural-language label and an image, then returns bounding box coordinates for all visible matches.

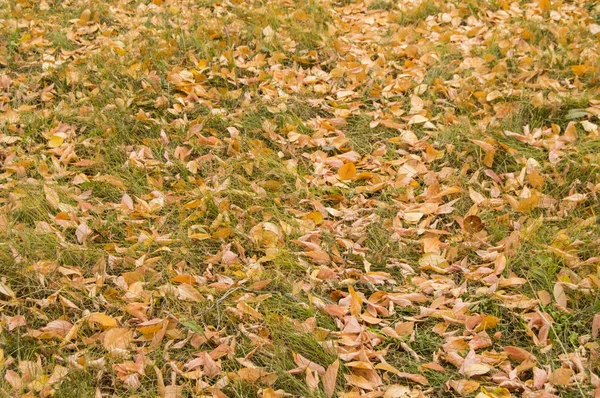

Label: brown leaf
[304,250,331,264]
[463,215,484,233]
[503,346,535,362]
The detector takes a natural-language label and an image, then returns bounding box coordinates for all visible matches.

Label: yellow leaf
[303,211,323,225]
[338,162,356,180]
[48,135,64,148]
[89,313,117,329]
[137,320,164,336]
[79,9,91,25]
[475,315,499,331]
[212,227,233,239]
[517,193,541,213]
[571,65,587,76]
[476,387,511,398]
[418,253,449,273]
[538,0,550,13]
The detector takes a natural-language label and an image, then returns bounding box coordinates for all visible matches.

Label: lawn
[1,0,600,397]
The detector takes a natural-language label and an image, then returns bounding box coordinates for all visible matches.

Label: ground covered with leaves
[1,0,600,396]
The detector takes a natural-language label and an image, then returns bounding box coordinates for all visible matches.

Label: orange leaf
[571,65,588,76]
[394,322,415,337]
[548,368,573,386]
[338,162,356,180]
[538,0,551,13]
[517,193,541,213]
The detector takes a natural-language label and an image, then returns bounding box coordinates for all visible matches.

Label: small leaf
[89,313,118,329]
[448,379,480,395]
[322,360,339,398]
[592,314,600,339]
[48,135,64,148]
[553,283,567,309]
[338,162,356,180]
[103,328,133,353]
[548,368,573,386]
[463,215,484,233]
[181,321,203,334]
[76,223,92,244]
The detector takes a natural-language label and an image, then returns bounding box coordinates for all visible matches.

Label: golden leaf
[48,135,64,148]
[89,313,118,329]
[338,162,356,180]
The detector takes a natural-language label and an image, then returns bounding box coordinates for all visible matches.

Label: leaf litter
[1,0,600,396]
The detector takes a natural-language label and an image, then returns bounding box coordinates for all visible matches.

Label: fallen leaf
[338,162,357,180]
[89,313,118,329]
[448,379,480,395]
[463,215,484,233]
[103,328,133,353]
[548,367,573,386]
[323,359,339,398]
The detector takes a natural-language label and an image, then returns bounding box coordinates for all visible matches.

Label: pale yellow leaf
[323,359,339,398]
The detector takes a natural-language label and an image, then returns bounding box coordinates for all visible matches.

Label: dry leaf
[89,313,118,329]
[448,379,480,395]
[553,283,567,309]
[548,368,573,386]
[539,0,551,13]
[463,215,484,233]
[323,359,339,398]
[338,162,357,180]
[103,328,133,353]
